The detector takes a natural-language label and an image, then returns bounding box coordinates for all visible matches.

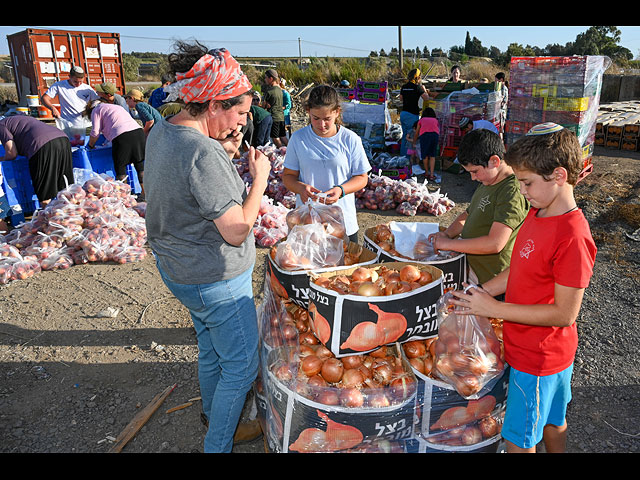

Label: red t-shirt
[504,207,597,376]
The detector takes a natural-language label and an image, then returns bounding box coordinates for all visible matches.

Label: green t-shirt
[262,84,284,122]
[250,105,271,123]
[462,173,529,284]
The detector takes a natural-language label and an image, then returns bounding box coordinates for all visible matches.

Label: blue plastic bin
[0,147,41,223]
[72,145,142,194]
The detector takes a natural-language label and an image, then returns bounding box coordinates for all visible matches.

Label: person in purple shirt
[0,114,73,205]
[83,100,146,197]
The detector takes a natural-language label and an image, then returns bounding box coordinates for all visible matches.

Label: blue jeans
[156,260,259,453]
[400,111,419,156]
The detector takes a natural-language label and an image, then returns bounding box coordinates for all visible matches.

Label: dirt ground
[1,145,639,454]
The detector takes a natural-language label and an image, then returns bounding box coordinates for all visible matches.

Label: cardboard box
[266,241,377,310]
[413,366,509,447]
[307,262,443,357]
[259,344,417,453]
[363,225,468,293]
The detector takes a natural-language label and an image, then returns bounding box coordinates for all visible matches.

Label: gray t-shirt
[144,118,255,284]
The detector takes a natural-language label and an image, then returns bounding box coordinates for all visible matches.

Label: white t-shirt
[284,125,371,236]
[45,80,99,122]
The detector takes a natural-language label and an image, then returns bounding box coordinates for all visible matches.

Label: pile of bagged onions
[313,264,432,296]
[268,305,416,408]
[235,145,296,209]
[0,175,147,285]
[355,174,455,216]
[253,195,291,247]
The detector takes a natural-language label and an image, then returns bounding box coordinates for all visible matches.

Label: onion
[315,344,334,359]
[368,393,391,408]
[299,331,319,345]
[301,354,323,377]
[314,277,331,288]
[409,357,426,374]
[478,415,498,438]
[418,271,433,285]
[357,281,382,297]
[320,358,344,383]
[307,374,328,388]
[341,368,365,388]
[316,389,340,406]
[340,387,364,408]
[399,265,421,283]
[403,340,427,358]
[342,355,363,369]
[351,267,372,282]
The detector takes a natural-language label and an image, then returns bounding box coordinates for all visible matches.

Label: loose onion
[301,354,323,377]
[351,267,372,282]
[399,265,421,283]
[320,358,344,383]
[403,340,427,358]
[342,355,363,369]
[341,368,365,388]
[340,387,364,408]
[357,281,382,297]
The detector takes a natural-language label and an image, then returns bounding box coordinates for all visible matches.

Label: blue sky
[1,26,639,59]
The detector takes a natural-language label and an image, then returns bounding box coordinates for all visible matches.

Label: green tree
[122,54,141,82]
[573,26,632,61]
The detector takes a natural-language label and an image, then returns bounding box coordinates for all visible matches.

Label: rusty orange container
[6,28,127,107]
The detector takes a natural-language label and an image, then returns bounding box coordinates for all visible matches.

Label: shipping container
[6,28,126,106]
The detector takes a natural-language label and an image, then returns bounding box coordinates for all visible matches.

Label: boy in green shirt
[429,129,529,290]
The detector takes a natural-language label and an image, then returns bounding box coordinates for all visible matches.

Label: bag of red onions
[431,309,505,400]
[285,199,347,241]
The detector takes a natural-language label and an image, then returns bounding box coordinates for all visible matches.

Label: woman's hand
[218,126,244,159]
[300,184,321,203]
[247,146,271,189]
[322,186,342,205]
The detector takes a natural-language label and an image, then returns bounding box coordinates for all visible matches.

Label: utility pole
[398,26,403,70]
[298,37,302,67]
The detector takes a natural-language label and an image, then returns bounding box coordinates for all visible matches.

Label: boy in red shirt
[451,123,597,453]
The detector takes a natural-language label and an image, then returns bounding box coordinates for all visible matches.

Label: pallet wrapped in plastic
[506,55,612,158]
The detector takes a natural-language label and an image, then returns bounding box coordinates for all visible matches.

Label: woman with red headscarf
[144,41,271,453]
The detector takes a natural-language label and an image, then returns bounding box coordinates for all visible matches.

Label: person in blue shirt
[149,74,173,109]
[126,89,164,136]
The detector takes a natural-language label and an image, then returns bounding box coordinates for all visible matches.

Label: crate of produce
[356,79,388,94]
[543,96,590,112]
[307,262,444,358]
[376,165,411,180]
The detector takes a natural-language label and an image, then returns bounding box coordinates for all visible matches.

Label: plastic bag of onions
[285,200,347,240]
[274,223,344,271]
[432,311,505,399]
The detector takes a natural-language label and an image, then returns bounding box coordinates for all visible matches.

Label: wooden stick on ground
[109,384,177,453]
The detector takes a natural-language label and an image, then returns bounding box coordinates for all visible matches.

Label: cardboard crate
[307,262,444,358]
[363,224,467,293]
[260,343,416,453]
[266,240,377,310]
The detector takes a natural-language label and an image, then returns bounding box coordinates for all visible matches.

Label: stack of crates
[505,55,611,172]
[355,79,388,104]
[434,83,504,157]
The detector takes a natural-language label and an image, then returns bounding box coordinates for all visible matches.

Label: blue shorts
[0,194,10,220]
[502,364,573,449]
[419,132,439,158]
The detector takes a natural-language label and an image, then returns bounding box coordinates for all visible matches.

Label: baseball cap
[265,69,279,79]
[95,82,117,95]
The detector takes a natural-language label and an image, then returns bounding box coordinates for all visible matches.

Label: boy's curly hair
[504,128,583,185]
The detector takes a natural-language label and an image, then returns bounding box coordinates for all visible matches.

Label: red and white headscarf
[163,48,252,104]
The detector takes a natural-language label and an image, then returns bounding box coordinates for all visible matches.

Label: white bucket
[16,107,29,114]
[26,95,39,107]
